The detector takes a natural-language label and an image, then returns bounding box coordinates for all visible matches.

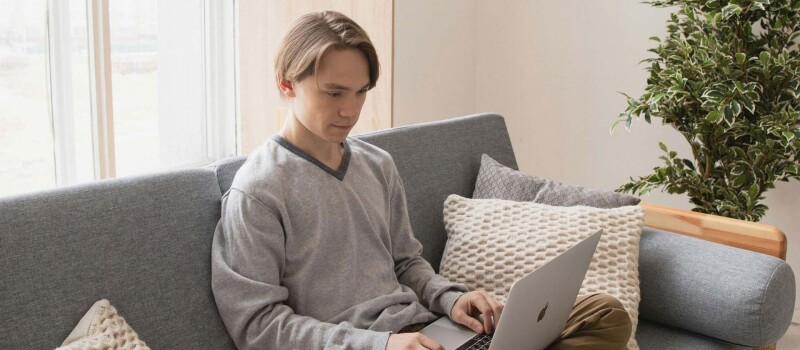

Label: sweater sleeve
[387,163,469,317]
[211,189,391,350]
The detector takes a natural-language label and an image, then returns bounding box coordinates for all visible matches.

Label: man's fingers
[472,294,495,334]
[416,333,445,350]
[452,291,506,334]
[479,291,505,326]
[491,302,504,327]
[452,308,484,334]
[475,290,504,331]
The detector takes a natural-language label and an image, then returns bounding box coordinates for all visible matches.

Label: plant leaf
[731,101,742,117]
[748,183,760,201]
[759,51,770,66]
[703,89,724,99]
[741,95,756,113]
[724,105,734,120]
[706,110,723,123]
[721,4,742,18]
[610,119,624,134]
[733,173,747,188]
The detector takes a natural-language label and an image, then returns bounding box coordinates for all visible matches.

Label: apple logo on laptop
[537,303,548,322]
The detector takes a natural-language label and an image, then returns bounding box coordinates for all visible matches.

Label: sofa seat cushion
[635,320,747,350]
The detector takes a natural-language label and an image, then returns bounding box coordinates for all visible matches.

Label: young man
[211,11,632,350]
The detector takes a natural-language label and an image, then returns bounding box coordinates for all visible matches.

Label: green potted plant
[614,0,800,222]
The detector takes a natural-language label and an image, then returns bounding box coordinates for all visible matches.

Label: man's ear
[277,73,296,98]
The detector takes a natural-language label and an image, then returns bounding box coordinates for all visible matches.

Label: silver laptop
[420,229,603,350]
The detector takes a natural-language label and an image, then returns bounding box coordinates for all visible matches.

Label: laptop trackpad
[419,318,477,350]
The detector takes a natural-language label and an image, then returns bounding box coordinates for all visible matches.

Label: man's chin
[326,130,352,142]
[320,134,348,144]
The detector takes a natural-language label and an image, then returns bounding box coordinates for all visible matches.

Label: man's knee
[554,294,633,349]
[583,293,625,311]
[582,294,632,331]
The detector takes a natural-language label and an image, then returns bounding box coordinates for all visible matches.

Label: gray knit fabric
[638,227,795,347]
[211,136,467,350]
[472,154,640,208]
[0,169,235,350]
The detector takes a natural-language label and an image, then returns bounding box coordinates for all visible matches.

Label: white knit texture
[56,300,150,350]
[439,195,644,349]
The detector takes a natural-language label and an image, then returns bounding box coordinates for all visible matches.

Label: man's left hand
[450,290,505,334]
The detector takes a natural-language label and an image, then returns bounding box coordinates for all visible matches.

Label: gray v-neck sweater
[211,135,468,350]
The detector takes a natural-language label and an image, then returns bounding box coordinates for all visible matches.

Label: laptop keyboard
[456,333,493,350]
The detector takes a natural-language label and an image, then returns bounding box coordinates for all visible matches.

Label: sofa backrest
[0,113,516,349]
[0,169,236,349]
[210,113,518,271]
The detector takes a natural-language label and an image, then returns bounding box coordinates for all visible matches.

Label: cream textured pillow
[56,299,150,350]
[439,195,644,349]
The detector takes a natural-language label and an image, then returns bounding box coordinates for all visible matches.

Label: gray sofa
[0,113,794,349]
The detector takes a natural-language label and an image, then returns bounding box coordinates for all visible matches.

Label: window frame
[85,0,116,180]
[46,0,81,185]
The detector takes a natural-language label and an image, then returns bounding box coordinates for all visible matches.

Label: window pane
[67,0,95,185]
[0,0,55,197]
[109,0,207,178]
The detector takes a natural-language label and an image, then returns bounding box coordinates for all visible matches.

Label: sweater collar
[270,134,351,181]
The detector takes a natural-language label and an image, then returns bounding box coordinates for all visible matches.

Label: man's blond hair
[275,11,379,93]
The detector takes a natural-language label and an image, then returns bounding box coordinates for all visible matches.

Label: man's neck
[279,109,344,167]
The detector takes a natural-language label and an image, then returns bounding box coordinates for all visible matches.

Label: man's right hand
[386,333,445,350]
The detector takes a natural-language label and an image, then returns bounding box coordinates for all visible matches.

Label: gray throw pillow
[473,154,640,208]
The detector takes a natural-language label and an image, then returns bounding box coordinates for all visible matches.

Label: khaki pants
[399,293,632,349]
[547,293,632,350]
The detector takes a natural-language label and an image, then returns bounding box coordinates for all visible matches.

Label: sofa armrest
[640,202,786,259]
[638,227,795,347]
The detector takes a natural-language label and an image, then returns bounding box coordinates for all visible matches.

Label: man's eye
[356,90,367,95]
[327,92,342,97]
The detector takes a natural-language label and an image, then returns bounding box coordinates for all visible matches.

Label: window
[0,0,236,198]
[0,0,59,195]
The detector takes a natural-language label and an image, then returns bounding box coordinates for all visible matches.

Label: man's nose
[340,94,359,118]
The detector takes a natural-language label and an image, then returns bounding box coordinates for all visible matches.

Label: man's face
[288,48,370,143]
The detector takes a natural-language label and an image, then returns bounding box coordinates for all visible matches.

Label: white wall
[395,0,800,313]
[393,0,478,126]
[474,1,689,204]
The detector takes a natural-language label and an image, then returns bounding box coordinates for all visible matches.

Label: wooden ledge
[640,202,787,260]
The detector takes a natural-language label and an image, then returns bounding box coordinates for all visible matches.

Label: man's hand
[450,290,505,334]
[386,333,444,350]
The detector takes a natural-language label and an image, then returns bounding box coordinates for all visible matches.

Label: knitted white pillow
[439,195,644,349]
[56,299,150,350]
